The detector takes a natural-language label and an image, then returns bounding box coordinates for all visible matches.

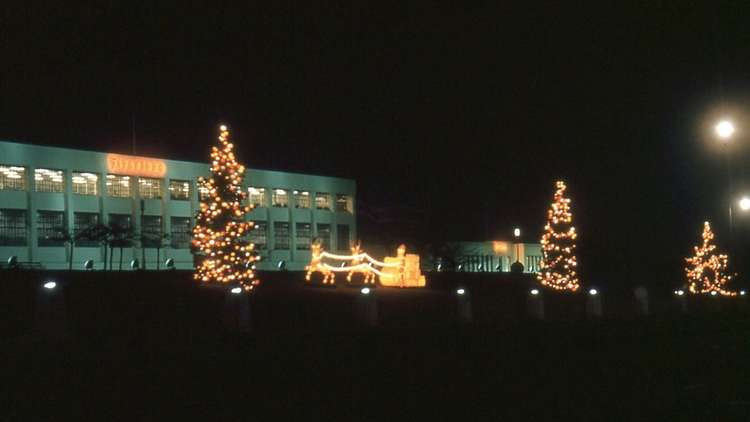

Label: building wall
[0,141,356,270]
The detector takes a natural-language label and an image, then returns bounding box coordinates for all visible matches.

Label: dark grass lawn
[2,270,750,420]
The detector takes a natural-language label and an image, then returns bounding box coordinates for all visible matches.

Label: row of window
[248,222,350,251]
[459,254,543,273]
[0,166,355,213]
[245,188,353,212]
[0,208,351,252]
[0,209,191,249]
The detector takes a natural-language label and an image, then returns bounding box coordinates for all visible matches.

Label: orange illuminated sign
[107,153,167,178]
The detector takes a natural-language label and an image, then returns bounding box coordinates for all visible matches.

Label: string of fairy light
[305,242,401,285]
[192,125,260,291]
[685,221,736,296]
[537,180,580,292]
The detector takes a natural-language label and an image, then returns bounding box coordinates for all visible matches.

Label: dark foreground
[3,271,750,420]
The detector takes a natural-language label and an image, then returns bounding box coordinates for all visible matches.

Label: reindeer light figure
[346,241,376,284]
[305,242,335,284]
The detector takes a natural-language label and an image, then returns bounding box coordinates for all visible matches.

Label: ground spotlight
[674,290,685,296]
[361,287,371,295]
[588,288,598,296]
[130,259,140,270]
[230,287,242,294]
[710,291,718,296]
[165,258,175,270]
[741,290,747,296]
[83,259,94,270]
[530,288,539,296]
[43,281,56,289]
[456,288,466,295]
[277,260,286,270]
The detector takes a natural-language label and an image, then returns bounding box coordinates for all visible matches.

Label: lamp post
[513,227,521,265]
[715,120,736,242]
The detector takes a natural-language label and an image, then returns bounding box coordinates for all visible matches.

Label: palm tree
[110,223,134,271]
[87,224,112,271]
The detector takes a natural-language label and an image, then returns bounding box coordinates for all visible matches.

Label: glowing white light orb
[43,281,56,289]
[674,290,685,296]
[361,287,371,295]
[514,228,521,237]
[740,197,750,211]
[588,288,598,296]
[740,290,746,296]
[220,124,228,132]
[230,287,242,294]
[530,288,539,295]
[710,291,718,296]
[456,288,466,295]
[716,120,735,139]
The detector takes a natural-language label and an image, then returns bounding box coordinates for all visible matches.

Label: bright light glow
[715,120,735,139]
[588,288,598,296]
[674,290,685,296]
[710,291,718,296]
[740,290,746,296]
[514,228,521,237]
[43,281,56,289]
[530,288,539,295]
[740,197,750,211]
[230,287,242,294]
[538,181,581,292]
[685,221,736,296]
[220,124,228,132]
[361,287,371,295]
[456,288,466,295]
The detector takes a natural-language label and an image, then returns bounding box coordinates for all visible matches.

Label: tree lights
[685,221,736,296]
[192,125,259,291]
[537,180,580,292]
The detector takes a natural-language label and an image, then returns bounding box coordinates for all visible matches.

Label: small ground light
[456,288,466,295]
[740,290,747,296]
[674,290,685,296]
[361,287,371,295]
[530,288,539,295]
[230,287,242,294]
[588,288,598,296]
[710,291,718,296]
[43,281,56,289]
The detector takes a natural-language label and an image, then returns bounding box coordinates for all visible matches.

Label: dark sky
[4,2,750,286]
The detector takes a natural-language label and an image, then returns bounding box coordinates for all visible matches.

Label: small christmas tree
[192,125,259,291]
[685,221,736,296]
[538,180,580,291]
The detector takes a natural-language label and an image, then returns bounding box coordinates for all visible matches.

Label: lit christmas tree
[192,125,259,291]
[537,180,580,292]
[685,221,736,296]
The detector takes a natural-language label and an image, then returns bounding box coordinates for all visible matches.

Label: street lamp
[740,197,750,212]
[716,120,735,140]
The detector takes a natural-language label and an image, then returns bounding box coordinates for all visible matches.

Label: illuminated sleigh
[304,243,426,287]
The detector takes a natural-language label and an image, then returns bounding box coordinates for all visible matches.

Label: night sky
[5,2,750,287]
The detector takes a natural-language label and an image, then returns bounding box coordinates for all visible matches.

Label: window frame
[71,171,99,196]
[34,168,65,193]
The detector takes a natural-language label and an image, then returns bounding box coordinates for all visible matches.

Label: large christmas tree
[685,221,736,296]
[537,180,580,292]
[192,125,259,291]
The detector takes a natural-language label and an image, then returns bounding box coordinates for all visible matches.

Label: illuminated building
[425,240,543,274]
[0,140,356,270]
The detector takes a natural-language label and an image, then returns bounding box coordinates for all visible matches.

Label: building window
[74,212,100,247]
[108,213,132,231]
[37,211,65,246]
[35,168,64,193]
[272,189,288,207]
[274,222,290,249]
[141,216,163,247]
[296,223,311,250]
[169,180,191,201]
[336,224,350,251]
[107,175,132,198]
[139,177,162,199]
[0,209,27,246]
[170,217,191,249]
[315,193,331,210]
[249,187,266,207]
[316,223,331,250]
[294,191,311,208]
[249,221,267,249]
[525,256,542,273]
[72,172,99,195]
[336,194,353,213]
[0,165,27,191]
